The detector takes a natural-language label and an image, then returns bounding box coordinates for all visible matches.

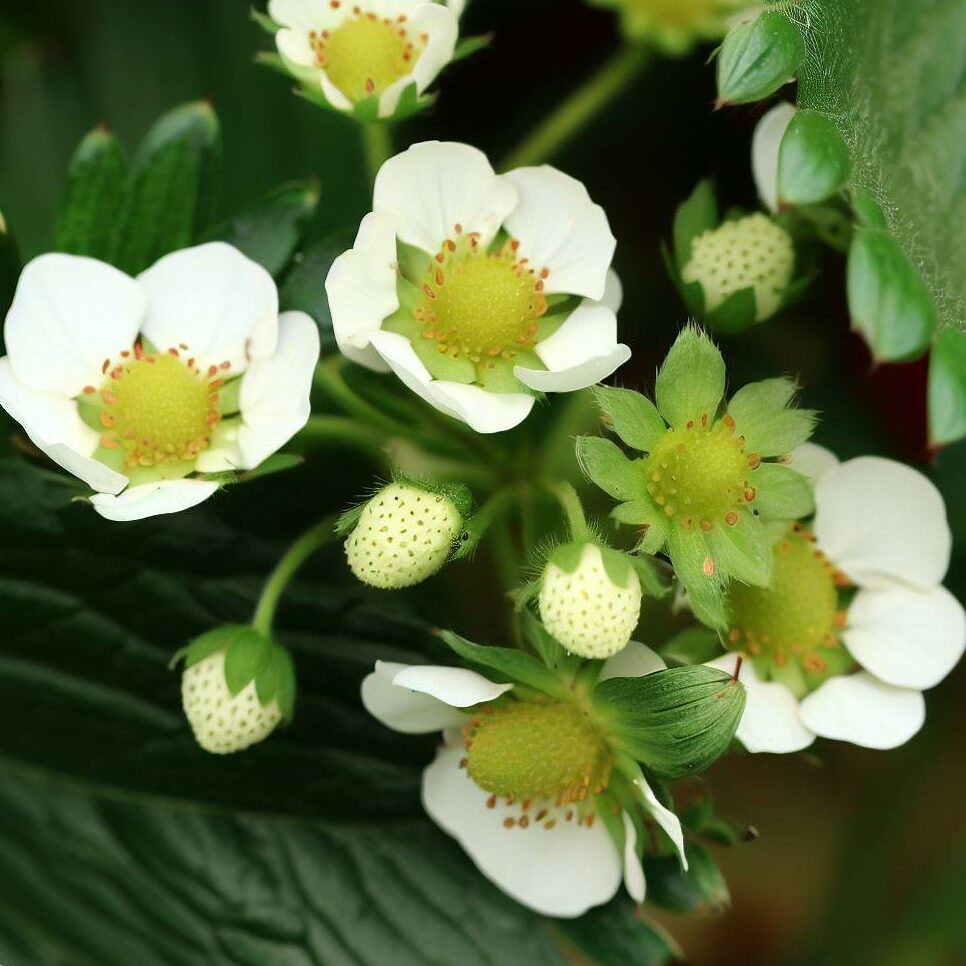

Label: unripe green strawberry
[344,481,468,589]
[682,213,794,321]
[539,543,642,659]
[177,625,295,755]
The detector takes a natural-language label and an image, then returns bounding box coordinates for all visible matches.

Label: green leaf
[847,227,937,362]
[716,11,805,106]
[929,329,966,448]
[655,325,725,428]
[673,179,718,267]
[727,377,817,456]
[661,626,723,667]
[438,631,571,699]
[558,897,680,966]
[777,109,851,206]
[706,510,771,588]
[207,180,319,276]
[646,841,731,914]
[576,436,645,502]
[54,125,127,260]
[595,665,745,779]
[752,462,816,520]
[592,385,667,453]
[112,100,222,275]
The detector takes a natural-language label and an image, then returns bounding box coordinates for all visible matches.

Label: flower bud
[178,625,295,755]
[538,543,642,659]
[345,481,468,589]
[682,213,794,323]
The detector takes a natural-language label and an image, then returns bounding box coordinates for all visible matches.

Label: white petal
[368,330,535,432]
[799,672,925,750]
[600,267,623,313]
[319,70,354,112]
[0,358,128,494]
[90,479,220,522]
[446,0,465,15]
[269,0,332,28]
[361,661,468,734]
[814,457,952,590]
[517,302,630,392]
[325,211,398,371]
[422,744,622,918]
[378,4,457,117]
[275,28,315,66]
[706,655,815,754]
[4,253,144,396]
[138,243,279,376]
[236,312,320,469]
[503,166,615,300]
[599,641,666,682]
[392,664,513,707]
[373,141,517,254]
[633,776,688,870]
[844,584,966,691]
[193,420,243,473]
[622,812,645,904]
[752,102,795,213]
[788,442,839,485]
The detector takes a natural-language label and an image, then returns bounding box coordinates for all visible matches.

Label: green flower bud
[716,10,805,106]
[344,481,468,589]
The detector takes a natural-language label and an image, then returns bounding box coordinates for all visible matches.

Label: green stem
[313,357,406,436]
[501,44,652,170]
[295,415,388,462]
[545,480,589,542]
[252,517,339,636]
[361,123,393,185]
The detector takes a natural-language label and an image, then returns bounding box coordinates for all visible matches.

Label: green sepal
[171,624,248,671]
[452,489,513,562]
[703,286,758,334]
[452,34,491,63]
[112,100,222,275]
[705,509,772,588]
[598,545,635,588]
[666,526,728,630]
[594,665,745,779]
[612,499,669,555]
[628,554,671,600]
[727,377,816,456]
[264,644,297,720]
[519,609,568,672]
[777,109,851,207]
[335,503,366,537]
[928,329,966,448]
[655,325,725,428]
[251,7,280,34]
[437,631,571,700]
[645,841,730,914]
[716,11,805,106]
[673,179,718,267]
[592,385,666,453]
[205,179,319,277]
[660,626,723,667]
[847,227,937,362]
[388,476,474,521]
[238,453,303,483]
[223,626,273,696]
[662,241,706,317]
[548,540,587,575]
[576,436,645,502]
[54,125,127,260]
[752,462,816,520]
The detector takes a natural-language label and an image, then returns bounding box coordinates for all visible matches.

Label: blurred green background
[0,1,963,964]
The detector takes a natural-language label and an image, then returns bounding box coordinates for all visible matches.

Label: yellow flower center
[727,527,852,692]
[311,11,423,103]
[94,349,223,469]
[464,700,612,805]
[646,416,756,529]
[414,234,549,368]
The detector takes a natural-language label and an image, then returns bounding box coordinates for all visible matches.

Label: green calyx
[464,698,613,804]
[176,624,296,719]
[726,527,855,696]
[384,237,574,394]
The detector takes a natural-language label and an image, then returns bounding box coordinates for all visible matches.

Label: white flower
[0,243,319,521]
[707,446,965,753]
[751,101,796,213]
[361,642,686,918]
[325,141,630,433]
[269,0,459,119]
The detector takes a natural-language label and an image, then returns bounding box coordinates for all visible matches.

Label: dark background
[0,1,963,964]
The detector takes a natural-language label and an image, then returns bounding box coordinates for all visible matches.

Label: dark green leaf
[595,665,745,779]
[928,329,966,448]
[54,125,127,260]
[646,841,730,914]
[716,11,805,106]
[558,896,680,966]
[655,325,725,428]
[207,180,319,276]
[777,109,851,206]
[113,101,222,274]
[592,385,667,453]
[673,178,718,267]
[847,227,937,362]
[576,436,645,502]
